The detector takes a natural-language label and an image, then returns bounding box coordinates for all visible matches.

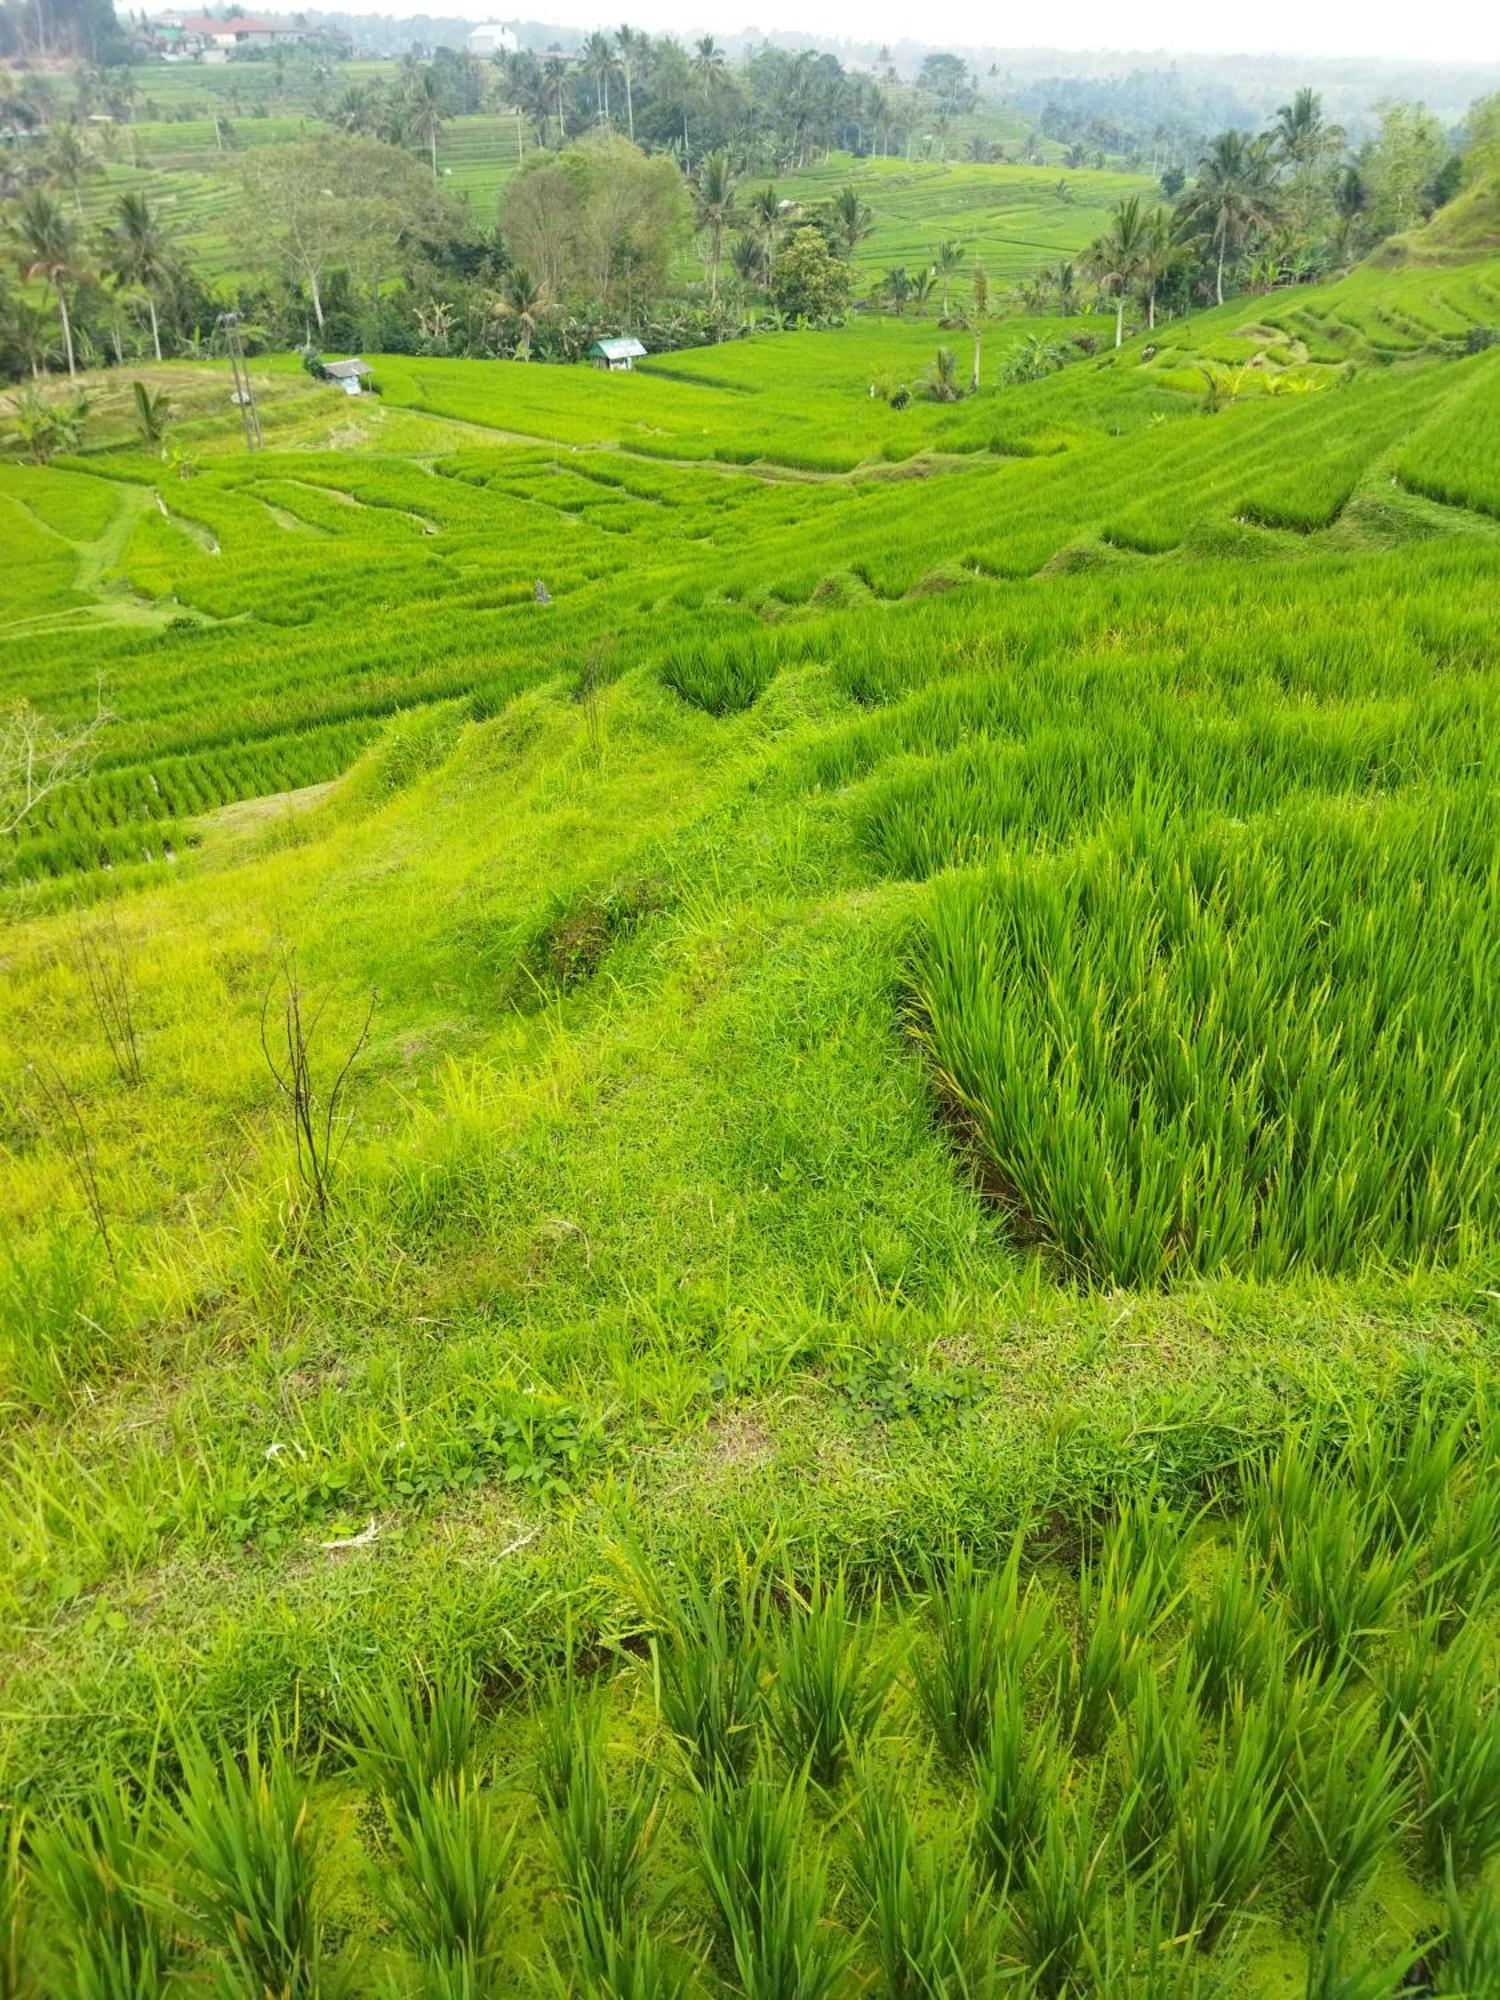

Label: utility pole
[218,310,262,452]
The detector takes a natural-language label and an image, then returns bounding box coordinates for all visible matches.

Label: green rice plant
[697,1763,849,2000]
[1433,1868,1500,1995]
[1060,1537,1169,1756]
[383,1774,515,1981]
[1012,1772,1113,1998]
[852,1771,1003,1999]
[1341,1402,1465,1553]
[1187,1540,1285,1714]
[1289,1692,1411,1928]
[1077,1883,1246,1997]
[1417,1471,1500,1639]
[541,1707,663,1983]
[1409,1634,1500,1884]
[1272,1483,1415,1672]
[970,1674,1063,1890]
[766,1563,893,1790]
[1169,1703,1283,1949]
[546,1921,687,2000]
[164,1726,327,2000]
[631,1545,770,1792]
[915,1542,1049,1765]
[342,1664,480,1825]
[30,1781,172,2000]
[0,1814,26,2000]
[1117,1658,1203,1863]
[1302,1922,1429,2000]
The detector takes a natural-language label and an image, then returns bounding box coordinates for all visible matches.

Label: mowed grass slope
[2,238,1500,1992]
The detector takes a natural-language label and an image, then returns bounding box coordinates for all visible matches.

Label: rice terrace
[3,6,1500,1994]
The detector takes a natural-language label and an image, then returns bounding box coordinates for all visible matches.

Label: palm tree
[1135,206,1188,330]
[695,151,735,300]
[9,189,86,377]
[1184,130,1280,307]
[729,232,762,292]
[496,265,547,358]
[406,66,448,178]
[911,266,937,316]
[831,184,873,256]
[615,25,642,141]
[541,57,572,148]
[745,184,783,287]
[46,124,101,223]
[102,190,175,364]
[932,237,966,315]
[882,266,913,314]
[1273,88,1342,173]
[1084,194,1153,347]
[580,31,616,123]
[925,344,960,401]
[692,36,725,93]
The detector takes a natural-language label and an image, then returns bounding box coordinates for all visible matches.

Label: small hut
[324,358,374,398]
[586,337,647,373]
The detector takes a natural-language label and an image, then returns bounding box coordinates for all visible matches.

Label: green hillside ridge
[2,204,1500,1993]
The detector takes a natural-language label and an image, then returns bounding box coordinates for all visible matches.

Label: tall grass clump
[383,1775,515,1985]
[1169,1704,1284,1948]
[1187,1541,1284,1714]
[342,1664,480,1824]
[697,1764,849,2000]
[1116,1659,1203,1864]
[1013,1774,1114,1997]
[164,1727,326,2000]
[30,1782,172,2000]
[914,1542,1048,1765]
[852,1771,1002,1999]
[766,1564,892,1790]
[537,1701,664,1986]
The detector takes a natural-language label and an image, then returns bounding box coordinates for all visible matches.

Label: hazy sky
[440,1,1500,65]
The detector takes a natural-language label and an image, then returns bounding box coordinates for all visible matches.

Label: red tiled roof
[177,14,297,33]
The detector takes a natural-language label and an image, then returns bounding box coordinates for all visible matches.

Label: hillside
[2,237,1500,1991]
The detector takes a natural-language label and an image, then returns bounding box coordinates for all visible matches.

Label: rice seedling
[1060,1535,1170,1756]
[0,1814,26,2000]
[1116,1658,1203,1864]
[852,1770,1003,1999]
[342,1664,480,1826]
[1409,1634,1500,1884]
[1432,1868,1500,1995]
[1289,1692,1411,1928]
[1302,1925,1430,2000]
[970,1674,1063,1890]
[1416,1470,1500,1639]
[766,1563,893,1790]
[539,1702,664,1982]
[631,1545,770,1792]
[915,1542,1049,1765]
[1169,1703,1283,1949]
[1011,1772,1114,1997]
[1077,1883,1246,1997]
[382,1774,516,1982]
[164,1726,327,2000]
[545,1920,688,2000]
[1272,1483,1416,1672]
[1187,1540,1284,1715]
[29,1780,172,2000]
[696,1763,850,2000]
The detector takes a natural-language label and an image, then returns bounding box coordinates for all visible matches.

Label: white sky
[436,2,1500,66]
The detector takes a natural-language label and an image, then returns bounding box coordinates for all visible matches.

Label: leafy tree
[503,134,689,309]
[770,226,850,322]
[45,123,101,222]
[1360,101,1448,237]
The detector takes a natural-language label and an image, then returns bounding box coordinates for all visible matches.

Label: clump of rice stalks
[852,1770,1002,1999]
[1169,1703,1283,1949]
[384,1774,515,1985]
[1061,1533,1173,1756]
[1408,1634,1500,1884]
[1290,1692,1410,1927]
[766,1564,892,1790]
[697,1764,849,2000]
[1433,1869,1500,1995]
[1418,1468,1500,1639]
[1080,1883,1247,1997]
[1187,1539,1283,1714]
[1117,1659,1203,1864]
[1342,1401,1464,1552]
[1012,1773,1114,1997]
[628,1545,769,1792]
[971,1673,1063,1890]
[1303,1921,1430,2000]
[538,1700,664,1986]
[30,1781,172,2000]
[343,1664,480,1825]
[0,1814,26,2000]
[915,1542,1048,1765]
[1271,1483,1415,1672]
[165,1726,326,2000]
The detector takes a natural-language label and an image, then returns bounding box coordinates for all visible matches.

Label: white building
[467,21,518,57]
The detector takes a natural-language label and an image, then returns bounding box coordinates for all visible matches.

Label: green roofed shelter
[587,337,648,372]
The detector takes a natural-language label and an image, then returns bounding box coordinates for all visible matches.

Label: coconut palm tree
[1273,88,1342,173]
[1084,194,1153,347]
[406,65,448,178]
[1135,205,1188,331]
[830,184,873,257]
[541,57,572,148]
[911,265,937,316]
[932,237,966,315]
[615,25,643,142]
[729,232,762,292]
[925,344,960,401]
[46,124,101,223]
[693,36,725,93]
[580,31,616,123]
[497,265,546,359]
[8,189,86,377]
[1183,130,1280,306]
[882,266,913,314]
[695,150,735,300]
[102,190,174,363]
[745,184,783,287]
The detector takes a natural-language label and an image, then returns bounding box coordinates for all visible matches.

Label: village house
[586,337,648,373]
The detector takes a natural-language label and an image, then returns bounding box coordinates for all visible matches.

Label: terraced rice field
[2,233,1500,1995]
